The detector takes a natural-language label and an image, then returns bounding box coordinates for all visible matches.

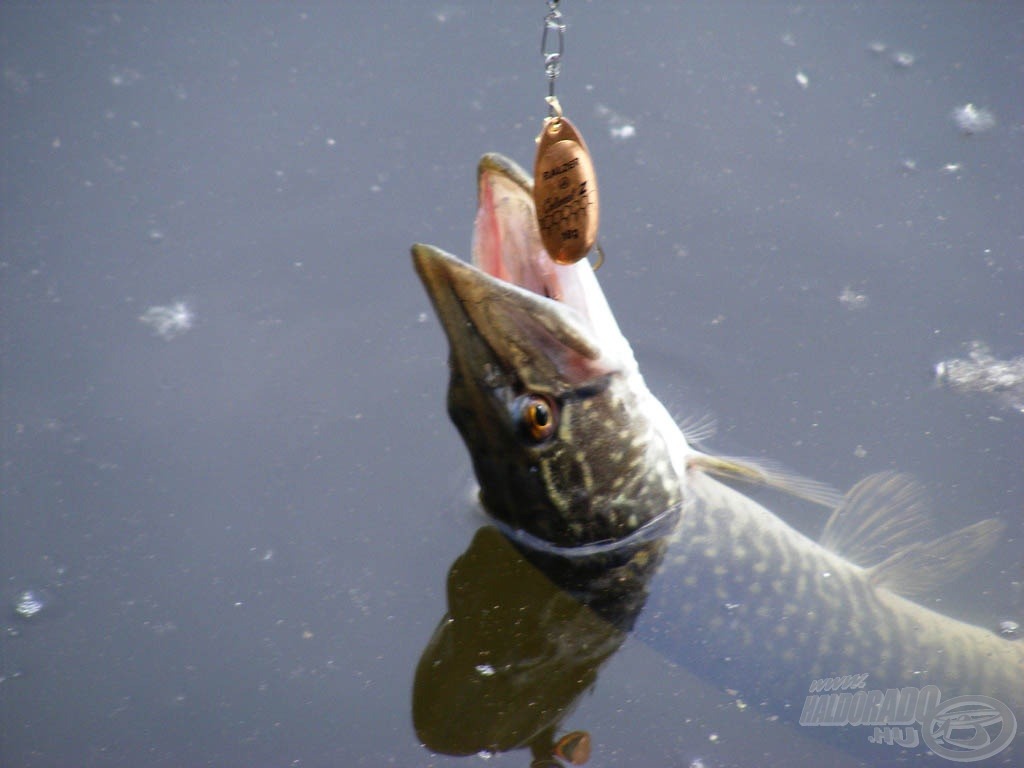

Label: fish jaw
[411,243,617,396]
[472,153,638,372]
[413,243,682,546]
[411,156,691,547]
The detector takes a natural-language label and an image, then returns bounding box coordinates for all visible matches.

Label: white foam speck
[935,341,1024,413]
[838,286,869,310]
[140,301,194,340]
[952,103,995,135]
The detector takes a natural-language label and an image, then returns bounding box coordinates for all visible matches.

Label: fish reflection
[413,525,664,765]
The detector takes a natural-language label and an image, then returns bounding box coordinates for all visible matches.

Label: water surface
[2,3,1021,766]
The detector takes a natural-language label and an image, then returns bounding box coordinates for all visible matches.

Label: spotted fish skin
[657,474,1024,721]
[448,360,682,549]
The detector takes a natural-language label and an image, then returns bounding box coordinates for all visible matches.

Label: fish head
[412,154,684,548]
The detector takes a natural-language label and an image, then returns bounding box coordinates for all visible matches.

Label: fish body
[650,474,1022,716]
[412,153,1022,759]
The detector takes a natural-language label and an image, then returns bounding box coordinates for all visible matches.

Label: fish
[411,153,1022,761]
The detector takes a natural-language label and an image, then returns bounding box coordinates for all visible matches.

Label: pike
[411,154,1022,754]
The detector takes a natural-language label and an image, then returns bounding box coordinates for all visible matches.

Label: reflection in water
[13,588,51,619]
[413,526,665,765]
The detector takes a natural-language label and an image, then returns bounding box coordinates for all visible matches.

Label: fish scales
[657,474,1024,718]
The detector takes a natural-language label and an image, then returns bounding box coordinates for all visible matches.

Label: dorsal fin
[819,472,933,565]
[819,471,1005,596]
[686,453,844,509]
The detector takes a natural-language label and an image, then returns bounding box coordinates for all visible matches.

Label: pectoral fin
[686,453,844,509]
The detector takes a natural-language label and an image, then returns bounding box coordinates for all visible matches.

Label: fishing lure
[533,1,600,267]
[534,105,599,266]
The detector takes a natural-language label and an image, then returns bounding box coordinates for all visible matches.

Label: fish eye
[515,393,558,443]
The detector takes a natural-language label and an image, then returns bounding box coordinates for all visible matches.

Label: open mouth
[410,153,634,391]
[469,153,626,359]
[472,154,586,310]
[473,154,562,297]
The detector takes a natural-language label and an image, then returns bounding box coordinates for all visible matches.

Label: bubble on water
[149,620,177,636]
[595,103,637,141]
[997,619,1019,639]
[14,589,49,619]
[952,103,995,135]
[891,51,915,68]
[795,71,809,89]
[140,300,194,340]
[838,286,869,310]
[867,41,887,56]
[433,5,465,24]
[610,123,636,141]
[146,227,165,243]
[109,68,143,87]
[3,65,31,94]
